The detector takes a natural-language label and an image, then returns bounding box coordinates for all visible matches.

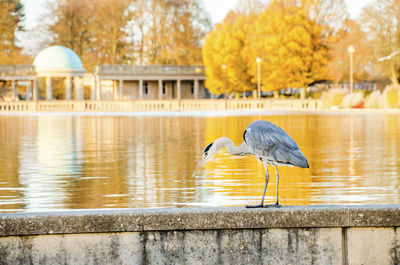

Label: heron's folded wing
[244,122,300,157]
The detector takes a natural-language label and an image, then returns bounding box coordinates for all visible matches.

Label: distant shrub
[364,90,382,108]
[340,92,364,108]
[310,91,322,99]
[321,89,346,108]
[381,84,400,108]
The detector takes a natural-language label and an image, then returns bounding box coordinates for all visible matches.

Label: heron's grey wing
[244,120,308,168]
[244,121,299,154]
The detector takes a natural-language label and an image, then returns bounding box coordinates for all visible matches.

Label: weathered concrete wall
[0,206,399,265]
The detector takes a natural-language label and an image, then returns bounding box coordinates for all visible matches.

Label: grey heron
[192,120,309,208]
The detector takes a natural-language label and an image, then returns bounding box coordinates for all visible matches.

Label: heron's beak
[192,158,205,177]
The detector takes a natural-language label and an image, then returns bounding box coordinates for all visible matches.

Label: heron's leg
[274,166,281,207]
[246,164,269,208]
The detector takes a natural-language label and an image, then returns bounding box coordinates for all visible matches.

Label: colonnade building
[0,45,208,101]
[93,65,207,100]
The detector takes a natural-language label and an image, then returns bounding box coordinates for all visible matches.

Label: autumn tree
[47,0,133,69]
[296,0,348,39]
[141,0,211,65]
[42,0,211,67]
[203,0,346,97]
[48,0,93,59]
[47,0,95,70]
[128,0,147,65]
[246,1,329,96]
[235,0,266,16]
[203,12,254,95]
[0,0,27,64]
[361,0,400,84]
[89,0,133,65]
[326,20,378,84]
[202,25,224,94]
[169,0,211,65]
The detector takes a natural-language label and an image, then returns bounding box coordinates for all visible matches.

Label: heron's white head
[192,142,218,177]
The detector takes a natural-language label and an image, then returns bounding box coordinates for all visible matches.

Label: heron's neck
[215,137,250,155]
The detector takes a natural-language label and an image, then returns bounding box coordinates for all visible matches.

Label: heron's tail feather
[275,147,309,168]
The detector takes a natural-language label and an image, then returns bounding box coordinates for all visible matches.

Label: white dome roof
[33,45,85,76]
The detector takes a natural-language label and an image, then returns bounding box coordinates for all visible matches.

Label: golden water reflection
[0,113,399,212]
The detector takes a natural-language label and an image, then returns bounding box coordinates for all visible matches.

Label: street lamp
[348,45,355,93]
[256,57,261,99]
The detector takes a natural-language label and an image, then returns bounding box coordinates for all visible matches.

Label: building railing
[0,65,36,77]
[0,99,321,113]
[96,65,204,75]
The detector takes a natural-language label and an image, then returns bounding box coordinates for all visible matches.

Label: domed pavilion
[33,45,85,100]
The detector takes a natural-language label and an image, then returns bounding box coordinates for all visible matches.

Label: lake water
[1,112,400,212]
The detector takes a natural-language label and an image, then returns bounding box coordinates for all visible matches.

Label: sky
[21,0,374,29]
[18,0,374,54]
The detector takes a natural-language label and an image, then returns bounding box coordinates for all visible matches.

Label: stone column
[139,79,143,100]
[32,78,39,101]
[65,76,72,100]
[95,76,101,100]
[45,76,52,100]
[158,79,163,100]
[11,80,17,100]
[113,80,118,100]
[194,79,199,99]
[74,77,84,100]
[177,79,181,100]
[26,81,32,100]
[79,77,84,100]
[119,79,123,100]
[90,76,96,100]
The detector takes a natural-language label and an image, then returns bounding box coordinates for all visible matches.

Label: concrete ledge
[1,206,400,264]
[1,205,400,237]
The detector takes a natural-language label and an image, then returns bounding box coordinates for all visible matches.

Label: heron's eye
[204,152,208,157]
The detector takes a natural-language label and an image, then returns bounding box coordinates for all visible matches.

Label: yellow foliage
[203,27,224,94]
[364,90,382,108]
[382,85,400,108]
[340,92,364,108]
[321,89,346,108]
[254,2,327,92]
[203,0,329,95]
[363,86,400,109]
[203,12,255,95]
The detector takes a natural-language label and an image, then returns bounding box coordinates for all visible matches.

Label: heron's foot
[245,203,264,208]
[263,202,282,208]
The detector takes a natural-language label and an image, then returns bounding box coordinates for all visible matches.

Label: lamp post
[256,57,261,99]
[348,45,355,93]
